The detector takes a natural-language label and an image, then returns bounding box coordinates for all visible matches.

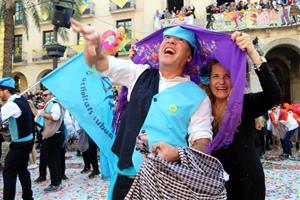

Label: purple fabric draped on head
[113,24,247,152]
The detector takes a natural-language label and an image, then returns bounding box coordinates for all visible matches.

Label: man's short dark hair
[0,86,16,94]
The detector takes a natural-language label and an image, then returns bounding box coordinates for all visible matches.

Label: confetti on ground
[0,143,299,200]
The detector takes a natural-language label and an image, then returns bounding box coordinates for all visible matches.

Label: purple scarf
[113,24,247,152]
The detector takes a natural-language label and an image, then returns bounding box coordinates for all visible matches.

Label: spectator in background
[281,3,291,25]
[236,1,245,11]
[255,116,266,158]
[290,0,300,23]
[281,104,299,160]
[266,109,273,150]
[206,4,215,29]
[259,0,267,8]
[154,10,161,21]
[76,123,100,179]
[186,5,196,18]
[154,10,161,30]
[244,0,253,10]
[162,8,172,19]
[27,145,38,170]
[172,6,178,16]
[34,90,66,192]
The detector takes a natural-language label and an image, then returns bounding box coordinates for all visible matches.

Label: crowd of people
[0,84,120,199]
[154,5,196,21]
[255,103,300,160]
[70,16,282,199]
[206,0,299,15]
[206,0,300,29]
[0,15,299,200]
[153,1,300,31]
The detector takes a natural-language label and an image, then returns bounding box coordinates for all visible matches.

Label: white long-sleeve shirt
[36,97,61,121]
[282,112,299,131]
[1,94,22,122]
[102,56,213,144]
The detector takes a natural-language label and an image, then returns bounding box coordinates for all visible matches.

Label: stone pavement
[0,142,299,200]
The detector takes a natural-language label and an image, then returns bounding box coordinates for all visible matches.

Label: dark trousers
[0,141,2,163]
[39,140,47,178]
[44,132,64,186]
[266,130,272,149]
[36,131,43,149]
[82,150,91,169]
[60,147,66,176]
[258,130,265,156]
[3,140,34,200]
[283,128,297,155]
[88,138,99,172]
[206,16,212,29]
[112,174,134,200]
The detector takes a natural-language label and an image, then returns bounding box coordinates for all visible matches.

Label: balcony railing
[157,5,299,31]
[40,14,52,22]
[80,1,95,16]
[66,46,80,58]
[15,19,23,26]
[32,48,52,62]
[109,0,135,13]
[13,51,27,63]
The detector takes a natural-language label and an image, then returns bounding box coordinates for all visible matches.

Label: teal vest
[8,96,33,142]
[36,101,55,130]
[108,72,207,200]
[131,81,207,171]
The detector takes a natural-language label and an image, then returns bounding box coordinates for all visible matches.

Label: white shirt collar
[44,97,56,108]
[7,94,20,102]
[159,71,191,82]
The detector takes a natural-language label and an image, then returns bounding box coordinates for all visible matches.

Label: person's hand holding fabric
[231,31,262,66]
[152,142,180,162]
[129,45,137,59]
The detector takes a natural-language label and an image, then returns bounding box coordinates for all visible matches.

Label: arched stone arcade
[264,40,300,103]
[12,72,28,92]
[36,69,53,91]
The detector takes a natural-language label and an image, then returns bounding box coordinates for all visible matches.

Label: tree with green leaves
[0,0,82,78]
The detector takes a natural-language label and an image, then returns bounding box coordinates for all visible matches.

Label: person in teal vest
[29,90,66,192]
[71,19,213,200]
[0,77,34,200]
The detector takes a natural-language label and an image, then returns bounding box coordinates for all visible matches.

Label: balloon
[101,30,120,55]
[101,27,127,55]
[117,27,126,40]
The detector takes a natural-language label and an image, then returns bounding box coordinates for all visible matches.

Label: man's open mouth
[164,47,175,55]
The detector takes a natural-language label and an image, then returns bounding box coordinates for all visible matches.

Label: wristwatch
[253,56,267,71]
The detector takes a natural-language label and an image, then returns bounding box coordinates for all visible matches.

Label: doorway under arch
[36,69,52,91]
[12,72,28,92]
[167,0,183,11]
[265,45,300,103]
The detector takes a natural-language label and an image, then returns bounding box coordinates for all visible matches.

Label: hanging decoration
[111,0,129,8]
[101,27,130,55]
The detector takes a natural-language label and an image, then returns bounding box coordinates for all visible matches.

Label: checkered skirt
[125,148,227,200]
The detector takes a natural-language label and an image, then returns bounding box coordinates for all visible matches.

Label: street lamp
[52,0,75,29]
[47,0,75,69]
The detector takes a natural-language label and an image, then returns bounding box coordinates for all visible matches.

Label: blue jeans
[284,128,298,155]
